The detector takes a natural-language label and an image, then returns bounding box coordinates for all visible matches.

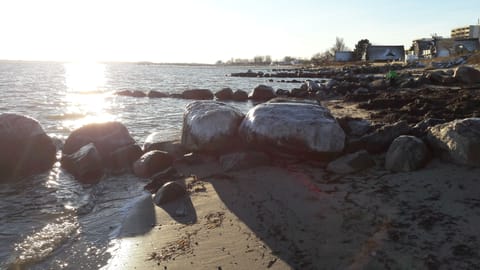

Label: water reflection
[62,62,115,130]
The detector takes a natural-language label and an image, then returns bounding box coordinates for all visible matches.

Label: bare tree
[331,37,349,54]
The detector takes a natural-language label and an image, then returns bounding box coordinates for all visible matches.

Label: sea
[0,61,304,269]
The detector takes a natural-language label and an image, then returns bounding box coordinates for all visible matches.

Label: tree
[331,37,349,54]
[352,39,371,61]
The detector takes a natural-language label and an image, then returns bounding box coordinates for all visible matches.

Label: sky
[0,0,478,63]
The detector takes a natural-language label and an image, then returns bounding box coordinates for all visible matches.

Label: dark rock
[219,151,270,171]
[290,88,309,98]
[368,79,388,90]
[346,121,411,154]
[232,90,248,101]
[326,150,375,174]
[115,90,134,96]
[63,122,136,164]
[305,80,322,93]
[214,88,234,100]
[133,150,174,178]
[144,167,178,194]
[267,97,320,105]
[275,89,290,96]
[131,90,147,97]
[453,66,480,84]
[61,143,103,183]
[169,93,184,99]
[249,85,276,101]
[239,102,345,155]
[108,144,143,173]
[181,101,244,153]
[427,70,455,85]
[427,118,480,166]
[147,90,168,98]
[0,113,57,180]
[182,89,214,100]
[153,181,186,205]
[337,117,372,137]
[385,135,429,172]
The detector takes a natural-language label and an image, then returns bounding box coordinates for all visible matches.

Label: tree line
[216,37,371,66]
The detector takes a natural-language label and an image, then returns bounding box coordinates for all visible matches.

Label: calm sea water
[0,61,306,269]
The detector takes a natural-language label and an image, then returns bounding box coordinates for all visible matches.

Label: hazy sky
[0,0,478,63]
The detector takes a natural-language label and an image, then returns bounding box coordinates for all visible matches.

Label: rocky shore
[3,61,480,269]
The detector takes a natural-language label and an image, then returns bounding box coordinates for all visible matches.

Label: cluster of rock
[3,97,480,185]
[116,88,250,102]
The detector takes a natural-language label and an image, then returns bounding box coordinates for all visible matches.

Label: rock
[249,85,275,101]
[115,90,134,96]
[326,150,375,174]
[385,135,429,172]
[108,144,143,173]
[219,151,270,171]
[133,150,174,178]
[61,143,104,183]
[305,80,321,93]
[63,122,136,164]
[214,88,234,100]
[147,90,169,98]
[267,97,320,105]
[143,134,187,159]
[181,101,244,153]
[427,118,480,166]
[0,113,57,180]
[290,88,309,98]
[427,70,455,85]
[239,102,345,155]
[169,93,184,99]
[347,121,411,154]
[182,89,214,100]
[411,118,446,137]
[337,117,371,137]
[353,87,369,95]
[131,90,147,97]
[232,89,248,101]
[275,89,290,96]
[144,167,178,194]
[153,181,186,205]
[368,79,388,90]
[453,66,480,84]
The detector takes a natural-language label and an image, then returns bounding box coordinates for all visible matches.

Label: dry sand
[105,155,480,270]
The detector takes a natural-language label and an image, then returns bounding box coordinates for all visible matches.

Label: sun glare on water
[62,62,115,130]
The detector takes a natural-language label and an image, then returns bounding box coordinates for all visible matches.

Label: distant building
[334,51,354,62]
[366,45,405,62]
[435,38,480,57]
[412,38,434,59]
[451,25,480,39]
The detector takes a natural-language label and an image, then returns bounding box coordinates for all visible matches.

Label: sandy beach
[106,149,480,269]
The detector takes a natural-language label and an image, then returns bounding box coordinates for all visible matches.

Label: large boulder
[453,66,480,84]
[181,101,244,153]
[133,150,174,178]
[214,88,234,100]
[63,122,136,163]
[239,102,345,155]
[108,144,143,173]
[385,135,430,172]
[0,113,57,180]
[427,118,480,166]
[61,143,104,183]
[249,85,275,101]
[182,89,214,100]
[232,90,248,101]
[326,150,375,174]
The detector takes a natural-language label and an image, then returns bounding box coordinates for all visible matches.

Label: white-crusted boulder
[385,135,429,172]
[181,101,244,152]
[239,102,345,154]
[427,118,480,166]
[0,113,57,180]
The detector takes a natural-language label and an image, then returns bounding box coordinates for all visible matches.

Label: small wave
[8,215,80,269]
